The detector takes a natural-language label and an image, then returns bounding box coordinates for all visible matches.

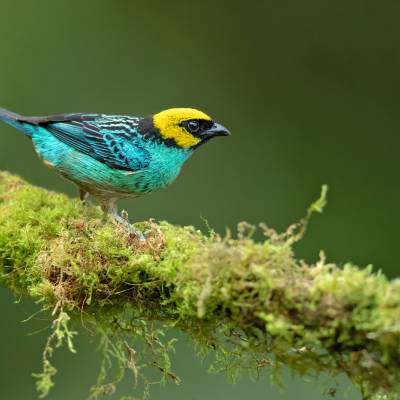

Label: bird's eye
[187,120,200,134]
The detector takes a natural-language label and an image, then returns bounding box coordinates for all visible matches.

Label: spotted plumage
[0,107,230,238]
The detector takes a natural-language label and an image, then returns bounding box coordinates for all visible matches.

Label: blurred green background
[1,0,399,398]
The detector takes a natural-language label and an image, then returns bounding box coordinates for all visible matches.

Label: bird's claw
[109,210,145,241]
[127,224,146,241]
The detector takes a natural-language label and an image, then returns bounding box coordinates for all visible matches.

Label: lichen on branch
[0,171,399,400]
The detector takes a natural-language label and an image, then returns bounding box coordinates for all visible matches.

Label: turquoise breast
[31,128,193,198]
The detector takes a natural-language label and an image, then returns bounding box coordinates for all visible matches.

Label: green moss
[0,172,399,400]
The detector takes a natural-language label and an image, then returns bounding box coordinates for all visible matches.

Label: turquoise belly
[31,128,191,198]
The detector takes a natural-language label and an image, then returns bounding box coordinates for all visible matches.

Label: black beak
[200,122,231,139]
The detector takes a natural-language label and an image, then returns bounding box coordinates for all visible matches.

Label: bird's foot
[109,210,145,241]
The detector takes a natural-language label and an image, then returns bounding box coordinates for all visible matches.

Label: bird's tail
[0,107,34,137]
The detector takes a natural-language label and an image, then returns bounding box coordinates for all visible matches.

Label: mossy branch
[0,171,399,400]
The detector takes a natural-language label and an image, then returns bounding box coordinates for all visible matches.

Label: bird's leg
[78,188,89,205]
[100,199,145,241]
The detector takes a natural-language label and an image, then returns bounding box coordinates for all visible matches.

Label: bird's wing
[24,113,150,171]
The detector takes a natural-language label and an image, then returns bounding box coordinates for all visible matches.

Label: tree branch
[0,171,399,400]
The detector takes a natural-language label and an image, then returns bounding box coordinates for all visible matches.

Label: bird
[0,107,230,239]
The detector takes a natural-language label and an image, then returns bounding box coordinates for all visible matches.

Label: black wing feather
[20,113,149,171]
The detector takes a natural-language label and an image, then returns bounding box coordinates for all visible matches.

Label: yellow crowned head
[152,108,214,148]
